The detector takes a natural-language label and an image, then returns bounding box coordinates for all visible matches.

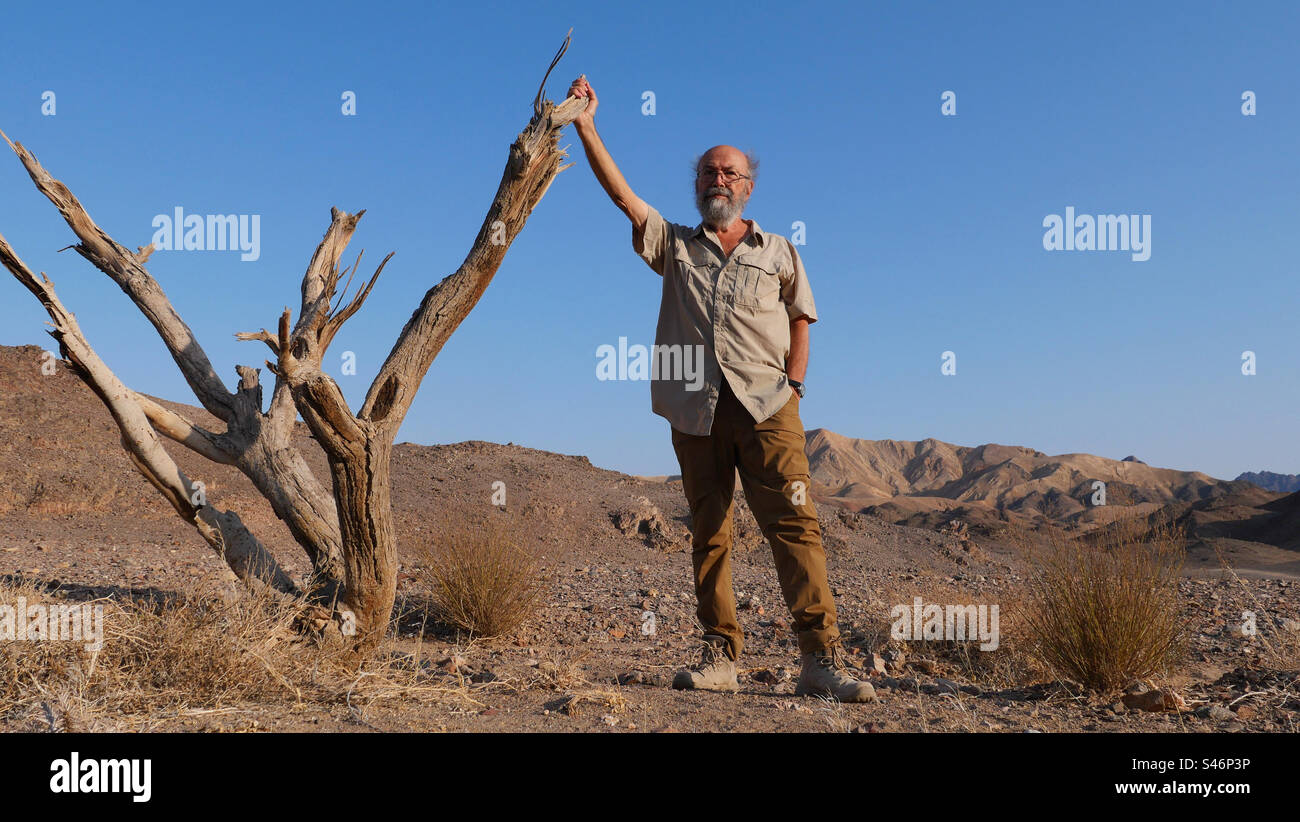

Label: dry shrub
[416,519,545,640]
[0,577,323,724]
[0,575,483,730]
[1011,514,1189,692]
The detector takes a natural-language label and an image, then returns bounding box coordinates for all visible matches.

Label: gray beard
[696,186,746,230]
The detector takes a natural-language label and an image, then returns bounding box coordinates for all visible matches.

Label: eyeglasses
[696,168,751,184]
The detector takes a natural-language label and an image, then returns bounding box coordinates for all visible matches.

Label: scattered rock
[1121,683,1187,713]
[910,659,939,675]
[1196,704,1234,721]
[611,497,689,552]
[750,668,779,685]
[881,649,906,672]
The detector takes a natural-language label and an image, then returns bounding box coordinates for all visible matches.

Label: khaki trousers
[670,378,840,660]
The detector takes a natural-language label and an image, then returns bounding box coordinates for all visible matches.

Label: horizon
[0,338,1262,483]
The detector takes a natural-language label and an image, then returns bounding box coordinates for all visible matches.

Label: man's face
[695,151,753,230]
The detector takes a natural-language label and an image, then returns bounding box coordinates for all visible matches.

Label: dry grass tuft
[1010,514,1189,693]
[0,575,498,730]
[415,518,545,640]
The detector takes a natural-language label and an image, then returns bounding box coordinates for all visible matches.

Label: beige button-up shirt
[633,203,818,436]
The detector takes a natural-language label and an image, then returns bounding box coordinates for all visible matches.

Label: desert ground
[1,344,1297,733]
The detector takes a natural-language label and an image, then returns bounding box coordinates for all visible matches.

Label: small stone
[750,668,778,685]
[881,676,919,693]
[882,649,906,672]
[439,655,468,674]
[911,659,938,675]
[1122,687,1187,713]
[1196,704,1233,721]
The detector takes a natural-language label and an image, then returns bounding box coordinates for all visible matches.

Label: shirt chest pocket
[731,260,782,308]
[672,250,717,303]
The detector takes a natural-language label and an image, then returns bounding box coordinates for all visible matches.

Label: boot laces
[698,640,730,669]
[818,645,850,673]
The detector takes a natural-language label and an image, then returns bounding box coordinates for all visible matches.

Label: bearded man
[567,75,873,702]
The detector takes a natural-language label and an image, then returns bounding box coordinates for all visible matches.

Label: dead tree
[0,35,586,656]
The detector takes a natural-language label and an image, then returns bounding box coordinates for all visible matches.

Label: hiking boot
[795,644,876,702]
[672,636,739,692]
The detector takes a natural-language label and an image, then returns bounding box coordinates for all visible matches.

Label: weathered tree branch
[0,128,236,423]
[0,233,298,595]
[133,393,237,465]
[356,91,588,434]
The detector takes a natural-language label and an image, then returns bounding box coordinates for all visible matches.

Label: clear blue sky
[1,1,1296,480]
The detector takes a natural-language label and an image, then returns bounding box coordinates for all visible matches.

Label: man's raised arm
[567,75,650,230]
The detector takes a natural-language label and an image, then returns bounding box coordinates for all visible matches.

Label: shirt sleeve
[781,239,818,323]
[633,204,668,276]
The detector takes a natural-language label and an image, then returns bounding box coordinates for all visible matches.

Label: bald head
[693,145,759,231]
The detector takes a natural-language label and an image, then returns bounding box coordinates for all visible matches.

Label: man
[568,75,873,702]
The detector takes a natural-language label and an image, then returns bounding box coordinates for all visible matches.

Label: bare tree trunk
[0,32,587,657]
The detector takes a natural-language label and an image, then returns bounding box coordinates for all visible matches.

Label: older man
[568,76,872,702]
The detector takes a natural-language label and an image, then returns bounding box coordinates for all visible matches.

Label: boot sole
[672,675,740,693]
[795,684,876,702]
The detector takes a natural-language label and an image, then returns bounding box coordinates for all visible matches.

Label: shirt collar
[690,216,766,249]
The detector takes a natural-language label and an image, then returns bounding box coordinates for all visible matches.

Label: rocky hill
[804,428,1259,534]
[1236,470,1300,494]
